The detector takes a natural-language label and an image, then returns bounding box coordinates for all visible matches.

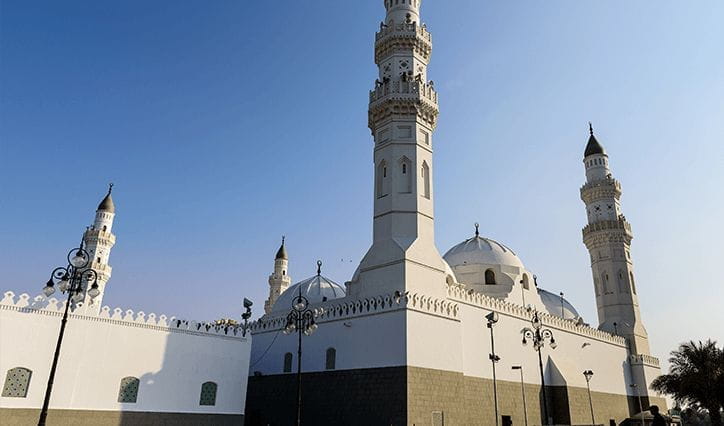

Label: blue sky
[1,0,722,366]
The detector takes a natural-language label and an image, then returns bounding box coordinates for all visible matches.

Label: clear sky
[1,0,722,370]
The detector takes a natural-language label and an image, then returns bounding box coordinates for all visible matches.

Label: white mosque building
[246,1,666,425]
[0,187,252,425]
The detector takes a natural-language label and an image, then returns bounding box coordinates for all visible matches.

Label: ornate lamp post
[521,309,557,426]
[486,311,500,426]
[282,261,321,426]
[583,370,595,426]
[511,366,529,426]
[38,242,100,426]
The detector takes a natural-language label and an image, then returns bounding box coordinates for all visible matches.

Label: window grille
[118,377,140,403]
[199,381,217,406]
[2,367,32,398]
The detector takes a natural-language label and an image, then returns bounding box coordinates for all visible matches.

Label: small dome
[443,235,524,270]
[271,274,345,314]
[538,288,580,320]
[97,184,115,213]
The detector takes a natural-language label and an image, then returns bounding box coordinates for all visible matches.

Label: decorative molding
[375,22,432,64]
[629,353,660,368]
[250,290,459,334]
[0,291,248,341]
[446,284,629,347]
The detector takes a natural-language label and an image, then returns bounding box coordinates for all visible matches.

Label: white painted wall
[0,291,251,415]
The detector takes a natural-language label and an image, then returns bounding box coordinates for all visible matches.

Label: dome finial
[589,122,594,136]
[108,182,114,194]
[316,260,322,276]
[474,222,480,237]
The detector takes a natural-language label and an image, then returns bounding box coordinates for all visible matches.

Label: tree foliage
[651,340,724,426]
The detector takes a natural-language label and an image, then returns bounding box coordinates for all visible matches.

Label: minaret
[580,125,650,354]
[80,184,117,314]
[349,0,446,299]
[264,237,291,315]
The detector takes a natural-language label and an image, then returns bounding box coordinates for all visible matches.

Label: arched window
[376,160,388,198]
[283,353,293,373]
[630,272,637,294]
[601,272,610,294]
[485,269,496,285]
[199,381,217,406]
[617,270,628,293]
[102,225,107,232]
[118,377,140,403]
[2,367,32,398]
[521,274,529,290]
[398,157,412,193]
[421,161,430,199]
[325,348,336,370]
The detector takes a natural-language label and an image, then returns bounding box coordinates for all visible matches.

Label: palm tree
[651,340,723,426]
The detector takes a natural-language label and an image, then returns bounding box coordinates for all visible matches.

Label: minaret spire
[348,0,447,299]
[580,126,650,355]
[265,236,291,315]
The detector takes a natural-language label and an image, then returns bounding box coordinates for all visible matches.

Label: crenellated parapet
[580,176,622,204]
[368,79,439,130]
[250,290,459,334]
[446,284,628,347]
[0,291,248,340]
[375,22,432,64]
[582,215,633,248]
[629,353,660,368]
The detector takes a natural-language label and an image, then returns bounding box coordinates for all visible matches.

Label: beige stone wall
[407,366,652,426]
[0,408,243,426]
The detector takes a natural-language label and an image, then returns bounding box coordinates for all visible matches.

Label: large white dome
[271,274,345,315]
[538,288,581,320]
[443,235,525,270]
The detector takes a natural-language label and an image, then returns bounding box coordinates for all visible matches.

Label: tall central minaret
[264,237,291,315]
[349,0,447,299]
[580,125,650,355]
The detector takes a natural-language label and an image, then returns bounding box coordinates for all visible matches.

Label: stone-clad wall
[0,409,243,426]
[246,366,658,426]
[245,367,407,426]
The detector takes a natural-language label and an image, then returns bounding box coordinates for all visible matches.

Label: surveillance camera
[243,298,253,309]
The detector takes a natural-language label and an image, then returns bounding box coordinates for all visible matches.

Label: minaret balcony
[368,80,439,129]
[369,80,438,106]
[375,22,432,63]
[582,216,633,244]
[580,176,622,203]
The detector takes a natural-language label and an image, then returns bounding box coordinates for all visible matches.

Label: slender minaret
[349,0,446,298]
[264,237,291,315]
[80,184,117,314]
[580,125,650,354]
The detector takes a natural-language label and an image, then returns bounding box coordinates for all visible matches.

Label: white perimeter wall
[0,292,251,415]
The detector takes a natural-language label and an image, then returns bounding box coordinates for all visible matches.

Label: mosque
[246,1,666,425]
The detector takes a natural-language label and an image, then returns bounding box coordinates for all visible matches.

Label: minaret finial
[474,222,480,237]
[317,260,322,276]
[589,122,594,136]
[282,235,285,245]
[108,182,114,194]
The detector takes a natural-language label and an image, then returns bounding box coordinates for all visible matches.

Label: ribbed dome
[538,288,580,320]
[443,235,524,270]
[271,274,345,314]
[97,184,115,213]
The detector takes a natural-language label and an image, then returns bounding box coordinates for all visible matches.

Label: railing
[369,79,438,105]
[580,176,621,193]
[375,22,431,43]
[582,215,632,235]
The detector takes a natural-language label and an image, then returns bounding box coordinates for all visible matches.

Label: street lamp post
[282,261,321,426]
[583,370,595,426]
[521,309,557,426]
[511,366,528,426]
[486,311,500,426]
[38,242,100,426]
